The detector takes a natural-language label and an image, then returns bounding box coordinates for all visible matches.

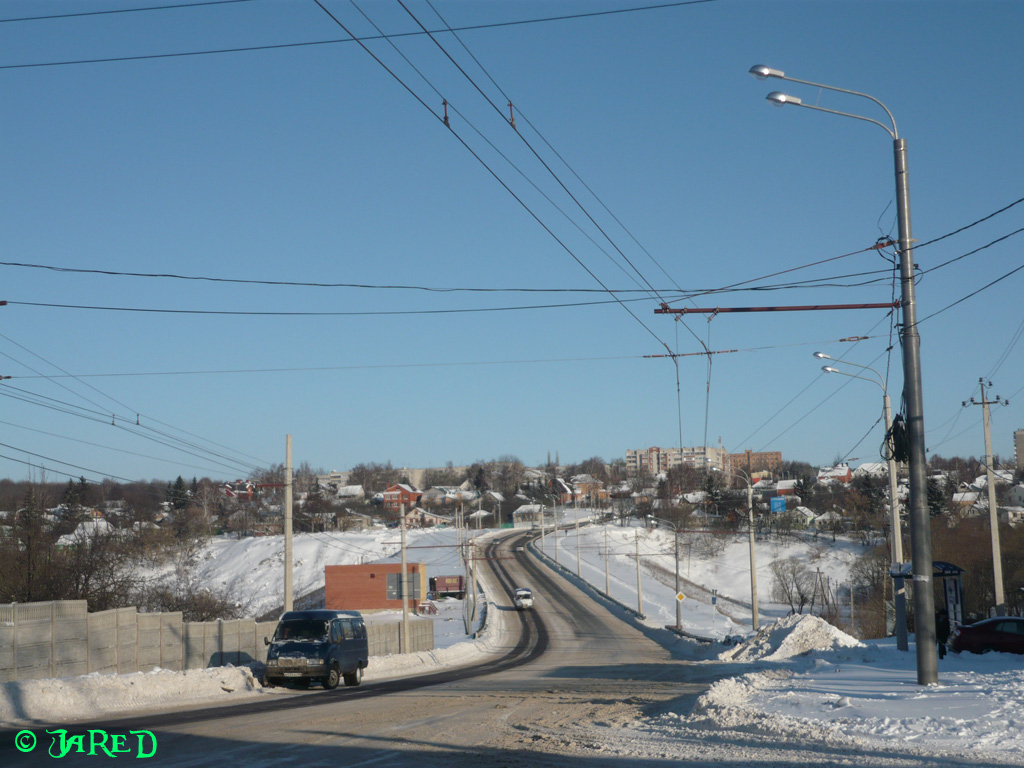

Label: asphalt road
[1,530,991,767]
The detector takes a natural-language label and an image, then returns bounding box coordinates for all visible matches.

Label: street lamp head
[766,91,801,107]
[822,366,840,374]
[749,64,784,81]
[813,351,832,360]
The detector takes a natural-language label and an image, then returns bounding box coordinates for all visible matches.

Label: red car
[950,616,1024,654]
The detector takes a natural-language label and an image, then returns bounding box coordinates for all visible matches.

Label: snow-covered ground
[3,520,1022,764]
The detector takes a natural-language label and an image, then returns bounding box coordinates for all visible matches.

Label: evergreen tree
[170,476,189,510]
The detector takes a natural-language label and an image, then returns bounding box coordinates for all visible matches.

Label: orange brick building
[728,449,783,476]
[325,563,429,612]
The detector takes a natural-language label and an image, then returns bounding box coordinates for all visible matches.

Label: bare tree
[770,556,815,614]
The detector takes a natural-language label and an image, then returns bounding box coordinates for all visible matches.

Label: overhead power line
[5,294,670,316]
[0,258,893,294]
[913,194,1024,251]
[3,334,881,381]
[0,1,715,70]
[306,1,674,354]
[0,0,255,24]
[0,330,268,469]
[917,261,1024,324]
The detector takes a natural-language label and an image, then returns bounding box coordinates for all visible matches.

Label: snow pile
[0,666,260,725]
[718,613,863,662]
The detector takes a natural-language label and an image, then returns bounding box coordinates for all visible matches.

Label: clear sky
[2,0,1022,484]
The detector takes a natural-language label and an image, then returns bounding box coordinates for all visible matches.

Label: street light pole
[818,353,908,651]
[752,65,936,684]
[650,516,682,629]
[712,466,759,631]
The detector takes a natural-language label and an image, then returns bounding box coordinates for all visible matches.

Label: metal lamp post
[751,64,936,684]
[817,352,909,651]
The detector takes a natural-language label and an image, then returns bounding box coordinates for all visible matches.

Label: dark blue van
[264,609,369,689]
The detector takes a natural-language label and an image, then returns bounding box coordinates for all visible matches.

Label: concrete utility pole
[965,379,1009,615]
[554,499,559,565]
[604,526,610,596]
[284,435,293,613]
[575,497,581,578]
[746,479,759,631]
[635,529,643,615]
[469,536,477,626]
[400,503,409,653]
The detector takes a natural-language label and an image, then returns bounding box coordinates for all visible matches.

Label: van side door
[338,619,356,673]
[329,619,344,669]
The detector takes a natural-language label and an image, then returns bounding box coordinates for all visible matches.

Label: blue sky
[2,0,1022,484]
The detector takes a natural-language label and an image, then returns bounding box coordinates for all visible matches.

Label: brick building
[325,563,429,613]
[381,483,422,512]
[728,449,783,476]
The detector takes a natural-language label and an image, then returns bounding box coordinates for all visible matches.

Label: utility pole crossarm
[655,301,899,315]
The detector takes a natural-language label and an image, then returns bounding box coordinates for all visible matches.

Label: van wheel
[322,666,340,690]
[343,666,363,687]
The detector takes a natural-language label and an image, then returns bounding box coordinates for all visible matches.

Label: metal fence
[0,600,434,682]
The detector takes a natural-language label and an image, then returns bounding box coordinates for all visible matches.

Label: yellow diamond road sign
[676,592,685,602]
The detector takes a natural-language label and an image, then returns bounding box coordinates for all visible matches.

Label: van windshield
[273,619,328,641]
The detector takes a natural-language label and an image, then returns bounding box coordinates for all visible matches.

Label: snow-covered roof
[854,462,887,477]
[817,464,851,481]
[972,470,1014,489]
[513,503,544,516]
[792,506,816,521]
[335,485,365,498]
[57,519,117,547]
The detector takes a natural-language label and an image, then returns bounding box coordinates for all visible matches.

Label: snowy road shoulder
[686,614,1024,761]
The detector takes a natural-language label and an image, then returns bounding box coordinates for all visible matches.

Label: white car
[513,588,534,610]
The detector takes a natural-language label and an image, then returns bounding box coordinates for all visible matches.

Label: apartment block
[625,445,730,475]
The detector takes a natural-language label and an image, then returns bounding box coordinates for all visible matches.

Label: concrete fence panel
[1,601,437,683]
[53,601,89,679]
[406,618,434,654]
[256,621,277,664]
[116,607,138,674]
[160,613,184,671]
[87,609,119,675]
[366,620,434,657]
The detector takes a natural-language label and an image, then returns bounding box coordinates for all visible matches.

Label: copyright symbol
[14,730,36,753]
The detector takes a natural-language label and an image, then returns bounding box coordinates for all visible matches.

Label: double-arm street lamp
[816,352,908,651]
[751,65,937,685]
